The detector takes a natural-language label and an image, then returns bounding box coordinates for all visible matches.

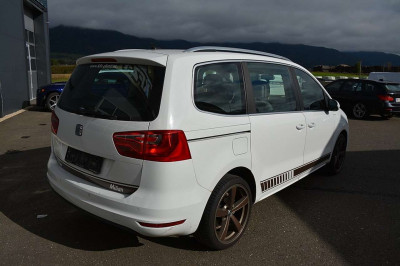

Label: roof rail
[185,46,291,61]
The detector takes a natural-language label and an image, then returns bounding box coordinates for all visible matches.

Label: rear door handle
[296,124,305,130]
[308,122,316,128]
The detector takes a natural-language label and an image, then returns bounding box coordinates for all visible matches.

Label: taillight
[51,111,59,134]
[113,130,191,162]
[377,95,394,101]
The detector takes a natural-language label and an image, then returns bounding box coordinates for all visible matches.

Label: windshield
[58,64,165,121]
[386,84,400,92]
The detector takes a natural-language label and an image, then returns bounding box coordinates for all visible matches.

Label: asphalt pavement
[1,107,399,265]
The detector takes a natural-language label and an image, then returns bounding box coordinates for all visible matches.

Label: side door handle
[296,124,305,130]
[308,122,316,128]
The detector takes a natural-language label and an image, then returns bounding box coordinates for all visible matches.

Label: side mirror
[328,99,339,111]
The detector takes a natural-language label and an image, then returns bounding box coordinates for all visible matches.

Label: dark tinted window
[326,80,343,94]
[386,84,400,92]
[30,59,36,71]
[247,63,297,113]
[29,45,35,57]
[194,63,245,115]
[58,64,165,121]
[295,69,326,111]
[364,83,377,95]
[342,80,362,93]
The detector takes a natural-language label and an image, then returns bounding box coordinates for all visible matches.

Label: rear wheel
[381,114,393,120]
[46,92,60,111]
[326,133,347,175]
[195,174,252,250]
[352,102,368,119]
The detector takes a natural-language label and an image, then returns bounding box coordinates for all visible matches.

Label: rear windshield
[386,84,400,92]
[58,64,165,121]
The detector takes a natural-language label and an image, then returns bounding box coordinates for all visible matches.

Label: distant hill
[50,25,400,68]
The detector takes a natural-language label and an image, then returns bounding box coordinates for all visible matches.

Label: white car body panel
[47,48,349,237]
[302,110,335,166]
[249,112,306,201]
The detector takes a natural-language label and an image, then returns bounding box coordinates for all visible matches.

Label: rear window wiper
[77,107,118,120]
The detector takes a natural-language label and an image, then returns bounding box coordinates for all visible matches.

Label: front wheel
[325,133,347,175]
[195,174,252,250]
[352,102,368,119]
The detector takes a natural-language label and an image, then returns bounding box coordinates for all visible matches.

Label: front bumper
[47,153,210,237]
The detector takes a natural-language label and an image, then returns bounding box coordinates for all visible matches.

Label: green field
[51,74,70,83]
[311,72,367,78]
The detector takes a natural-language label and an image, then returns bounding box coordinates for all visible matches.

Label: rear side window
[58,64,165,121]
[247,63,297,113]
[294,69,326,111]
[194,63,246,115]
[326,81,343,93]
[364,82,385,95]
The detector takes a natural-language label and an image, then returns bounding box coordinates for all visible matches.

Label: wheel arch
[340,129,349,148]
[226,167,257,203]
[46,90,60,97]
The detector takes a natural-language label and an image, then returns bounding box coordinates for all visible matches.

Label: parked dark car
[325,79,400,119]
[36,82,66,110]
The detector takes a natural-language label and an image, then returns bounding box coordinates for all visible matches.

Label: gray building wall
[0,0,29,117]
[0,0,50,117]
[34,11,51,90]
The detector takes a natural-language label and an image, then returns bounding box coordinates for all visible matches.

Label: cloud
[48,0,400,54]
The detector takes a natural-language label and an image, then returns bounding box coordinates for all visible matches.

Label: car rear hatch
[52,55,167,193]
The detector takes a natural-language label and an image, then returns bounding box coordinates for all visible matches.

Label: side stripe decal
[260,153,331,193]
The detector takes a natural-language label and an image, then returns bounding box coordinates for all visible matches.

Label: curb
[0,109,26,123]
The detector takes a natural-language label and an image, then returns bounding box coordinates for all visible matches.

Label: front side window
[58,64,166,121]
[194,63,245,115]
[295,69,326,111]
[326,80,344,94]
[247,63,297,113]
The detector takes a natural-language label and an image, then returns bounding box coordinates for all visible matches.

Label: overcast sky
[48,0,400,54]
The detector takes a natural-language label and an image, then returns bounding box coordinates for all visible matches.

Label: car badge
[75,124,83,136]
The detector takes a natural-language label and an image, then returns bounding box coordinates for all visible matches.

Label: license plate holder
[65,147,103,174]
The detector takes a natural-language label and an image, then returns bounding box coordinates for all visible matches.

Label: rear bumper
[382,102,400,114]
[388,106,400,114]
[47,153,210,237]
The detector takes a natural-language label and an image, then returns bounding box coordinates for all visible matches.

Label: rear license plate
[65,147,103,174]
[396,98,400,103]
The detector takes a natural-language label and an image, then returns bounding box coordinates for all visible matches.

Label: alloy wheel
[48,94,60,110]
[353,103,367,119]
[214,184,250,244]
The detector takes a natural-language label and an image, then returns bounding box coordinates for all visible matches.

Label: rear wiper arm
[77,107,117,120]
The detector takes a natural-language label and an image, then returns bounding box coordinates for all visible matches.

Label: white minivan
[47,47,349,249]
[368,72,400,83]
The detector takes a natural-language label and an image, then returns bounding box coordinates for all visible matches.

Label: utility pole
[356,61,362,79]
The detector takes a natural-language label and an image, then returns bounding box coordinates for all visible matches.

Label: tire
[46,92,60,111]
[325,133,347,175]
[381,114,393,120]
[352,102,368,119]
[195,174,252,250]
